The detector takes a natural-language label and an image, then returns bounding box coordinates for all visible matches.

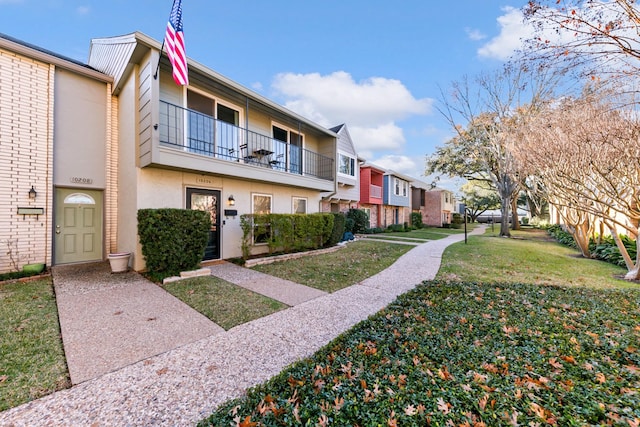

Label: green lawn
[162,276,287,330]
[0,279,69,412]
[252,240,413,292]
[438,227,631,289]
[201,227,640,426]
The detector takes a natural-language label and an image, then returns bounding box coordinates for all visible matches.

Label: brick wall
[0,48,54,272]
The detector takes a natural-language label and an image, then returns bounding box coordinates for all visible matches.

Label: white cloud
[478,6,532,60]
[251,81,264,91]
[271,71,433,155]
[368,154,422,180]
[76,5,90,15]
[465,27,486,41]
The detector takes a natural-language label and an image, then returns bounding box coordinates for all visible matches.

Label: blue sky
[2,0,531,190]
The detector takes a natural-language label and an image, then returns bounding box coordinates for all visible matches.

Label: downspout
[320,132,338,212]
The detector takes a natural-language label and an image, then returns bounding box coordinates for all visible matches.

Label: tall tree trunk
[500,194,511,237]
[604,222,638,280]
[511,197,520,230]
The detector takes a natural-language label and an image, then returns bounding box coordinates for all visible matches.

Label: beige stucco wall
[130,167,324,268]
[53,69,108,189]
[0,48,54,273]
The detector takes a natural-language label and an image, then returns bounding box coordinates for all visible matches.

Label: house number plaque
[70,177,93,184]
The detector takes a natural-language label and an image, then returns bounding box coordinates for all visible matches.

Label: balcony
[158,101,334,181]
[370,185,382,199]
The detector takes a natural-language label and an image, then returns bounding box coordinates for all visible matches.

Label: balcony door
[187,90,214,155]
[273,124,303,174]
[187,188,221,261]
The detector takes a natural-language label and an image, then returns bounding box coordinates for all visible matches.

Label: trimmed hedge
[327,213,346,247]
[137,208,211,277]
[240,213,335,259]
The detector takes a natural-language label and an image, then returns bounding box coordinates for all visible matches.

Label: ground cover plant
[252,240,413,293]
[201,227,639,426]
[0,278,69,411]
[162,276,287,330]
[201,280,639,426]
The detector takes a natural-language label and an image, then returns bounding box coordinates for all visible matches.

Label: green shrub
[344,217,355,234]
[592,234,637,267]
[239,213,334,259]
[387,224,405,232]
[326,213,346,246]
[346,209,368,234]
[364,227,384,234]
[137,208,211,278]
[546,224,578,248]
[410,212,423,229]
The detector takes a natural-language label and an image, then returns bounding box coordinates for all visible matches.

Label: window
[253,194,272,215]
[362,208,371,227]
[252,194,272,244]
[394,178,408,197]
[293,197,307,214]
[338,153,356,177]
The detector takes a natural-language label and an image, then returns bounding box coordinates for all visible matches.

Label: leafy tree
[459,181,501,222]
[428,61,560,236]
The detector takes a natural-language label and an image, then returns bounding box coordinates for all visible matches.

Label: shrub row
[137,208,211,279]
[546,223,638,268]
[240,213,339,259]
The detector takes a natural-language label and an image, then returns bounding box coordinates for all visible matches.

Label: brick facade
[0,48,54,272]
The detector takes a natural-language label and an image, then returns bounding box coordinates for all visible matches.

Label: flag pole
[154,39,165,80]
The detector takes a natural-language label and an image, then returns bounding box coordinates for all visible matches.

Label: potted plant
[107,252,131,273]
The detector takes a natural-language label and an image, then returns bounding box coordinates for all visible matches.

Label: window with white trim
[252,193,272,244]
[394,178,408,197]
[293,197,307,214]
[338,153,356,177]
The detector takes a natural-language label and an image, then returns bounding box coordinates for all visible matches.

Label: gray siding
[88,34,137,91]
[138,57,153,167]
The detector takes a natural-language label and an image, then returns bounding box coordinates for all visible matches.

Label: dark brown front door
[187,188,220,260]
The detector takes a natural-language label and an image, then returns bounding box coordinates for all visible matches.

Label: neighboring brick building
[423,187,456,227]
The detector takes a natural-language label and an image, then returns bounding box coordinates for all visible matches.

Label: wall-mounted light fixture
[28,186,37,199]
[228,195,235,206]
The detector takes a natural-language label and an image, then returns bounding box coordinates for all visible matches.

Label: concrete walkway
[0,226,485,426]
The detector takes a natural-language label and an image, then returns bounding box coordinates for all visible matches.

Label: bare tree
[515,92,640,279]
[428,61,560,237]
[523,0,640,90]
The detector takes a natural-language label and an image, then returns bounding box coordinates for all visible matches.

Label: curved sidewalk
[0,226,485,426]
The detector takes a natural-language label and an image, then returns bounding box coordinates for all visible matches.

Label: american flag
[165,0,188,86]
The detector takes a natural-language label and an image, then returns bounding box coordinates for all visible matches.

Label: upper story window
[394,178,408,197]
[338,153,356,177]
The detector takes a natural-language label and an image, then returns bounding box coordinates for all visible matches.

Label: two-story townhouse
[0,33,114,273]
[382,170,412,227]
[320,124,359,213]
[411,180,430,224]
[358,163,385,228]
[87,32,337,270]
[423,187,456,227]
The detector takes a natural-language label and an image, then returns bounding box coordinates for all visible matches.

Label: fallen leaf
[437,397,452,414]
[156,367,168,375]
[238,415,257,427]
[0,375,7,384]
[595,372,606,383]
[404,404,417,416]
